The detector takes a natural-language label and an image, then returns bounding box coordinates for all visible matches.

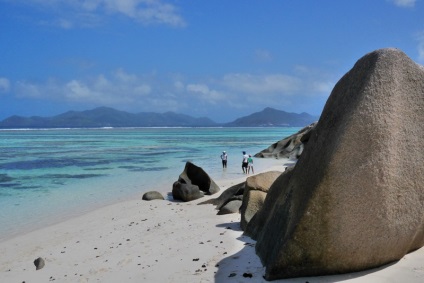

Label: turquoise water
[0,127,299,240]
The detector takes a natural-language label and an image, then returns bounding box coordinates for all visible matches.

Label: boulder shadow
[212,227,410,283]
[216,221,243,232]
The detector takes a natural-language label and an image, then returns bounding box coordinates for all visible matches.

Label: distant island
[0,107,319,128]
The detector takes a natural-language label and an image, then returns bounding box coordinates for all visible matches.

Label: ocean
[0,127,299,241]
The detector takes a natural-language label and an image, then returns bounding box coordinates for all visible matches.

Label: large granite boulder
[172,181,204,202]
[178,162,220,195]
[250,48,424,280]
[255,122,316,160]
[240,171,282,231]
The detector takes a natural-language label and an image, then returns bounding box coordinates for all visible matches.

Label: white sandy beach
[0,163,423,283]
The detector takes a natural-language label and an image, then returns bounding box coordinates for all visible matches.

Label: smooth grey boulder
[172,181,204,202]
[240,171,282,231]
[178,162,220,195]
[198,182,244,208]
[217,199,243,215]
[252,48,424,280]
[142,191,164,201]
[244,168,294,239]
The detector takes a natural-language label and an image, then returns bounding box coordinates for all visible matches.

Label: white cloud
[15,69,152,106]
[255,49,273,62]
[20,0,186,28]
[56,18,74,29]
[65,80,96,101]
[0,78,10,93]
[114,68,138,83]
[416,31,424,62]
[186,83,227,104]
[390,0,416,7]
[311,81,334,93]
[223,73,302,94]
[10,68,333,116]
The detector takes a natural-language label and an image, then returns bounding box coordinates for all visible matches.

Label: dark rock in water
[177,162,220,195]
[240,171,282,231]
[172,181,204,202]
[142,191,164,201]
[198,182,244,208]
[255,122,317,160]
[217,199,242,215]
[34,257,45,270]
[252,48,424,280]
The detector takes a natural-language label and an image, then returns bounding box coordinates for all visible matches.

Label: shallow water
[0,127,299,240]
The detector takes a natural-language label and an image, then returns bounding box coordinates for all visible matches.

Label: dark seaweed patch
[40,173,106,179]
[12,185,42,190]
[140,151,181,157]
[0,182,20,188]
[0,182,41,190]
[118,165,139,169]
[0,158,110,170]
[0,174,14,183]
[84,167,113,171]
[126,166,168,172]
[117,165,168,172]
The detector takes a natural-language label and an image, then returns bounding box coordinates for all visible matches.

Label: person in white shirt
[242,151,249,174]
[220,151,228,168]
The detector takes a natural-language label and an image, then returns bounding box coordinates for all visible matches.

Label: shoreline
[0,156,288,243]
[1,160,423,282]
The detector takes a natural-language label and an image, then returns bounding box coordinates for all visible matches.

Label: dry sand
[0,164,423,283]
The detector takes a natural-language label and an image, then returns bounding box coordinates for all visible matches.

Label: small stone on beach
[34,257,45,270]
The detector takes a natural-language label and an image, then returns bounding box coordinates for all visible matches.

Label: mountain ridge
[0,107,319,128]
[224,107,318,127]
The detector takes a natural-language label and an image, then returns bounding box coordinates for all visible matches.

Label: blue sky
[0,0,423,122]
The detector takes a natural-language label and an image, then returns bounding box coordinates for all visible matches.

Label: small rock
[142,191,164,201]
[34,257,45,270]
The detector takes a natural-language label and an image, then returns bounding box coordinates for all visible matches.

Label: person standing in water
[221,151,228,168]
[242,151,249,174]
[247,154,254,174]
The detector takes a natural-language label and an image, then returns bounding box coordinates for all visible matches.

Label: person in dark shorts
[242,151,249,174]
[221,151,228,168]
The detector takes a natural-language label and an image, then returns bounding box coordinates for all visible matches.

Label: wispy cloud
[254,49,273,62]
[390,0,416,7]
[16,0,186,28]
[186,84,227,105]
[15,69,152,106]
[416,31,424,62]
[223,73,302,94]
[10,68,334,115]
[0,78,10,93]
